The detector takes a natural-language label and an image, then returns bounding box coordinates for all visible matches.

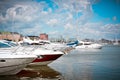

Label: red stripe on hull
[33,54,63,63]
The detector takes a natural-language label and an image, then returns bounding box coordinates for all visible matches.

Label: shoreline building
[0,31,22,42]
[40,33,48,40]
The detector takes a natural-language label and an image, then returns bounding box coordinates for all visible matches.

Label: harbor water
[0,45,120,80]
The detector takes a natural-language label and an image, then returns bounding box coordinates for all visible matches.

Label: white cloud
[0,2,42,23]
[54,0,91,13]
[41,11,48,15]
[66,13,73,20]
[21,24,42,35]
[0,0,119,39]
[48,31,58,35]
[76,22,120,39]
[65,23,74,30]
[102,24,120,34]
[47,19,58,26]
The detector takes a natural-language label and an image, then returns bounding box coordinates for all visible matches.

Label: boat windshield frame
[0,42,11,48]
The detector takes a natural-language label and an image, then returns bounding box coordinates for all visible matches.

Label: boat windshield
[0,42,11,48]
[6,41,17,47]
[84,43,91,45]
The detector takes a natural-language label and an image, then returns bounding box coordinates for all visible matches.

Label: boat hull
[0,58,35,75]
[30,54,63,65]
[75,44,102,49]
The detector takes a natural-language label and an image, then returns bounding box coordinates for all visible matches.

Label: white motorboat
[19,37,72,52]
[0,40,37,75]
[0,53,36,75]
[75,41,102,49]
[18,37,40,45]
[41,41,69,50]
[18,37,74,65]
[113,39,119,46]
[0,40,65,66]
[0,40,35,54]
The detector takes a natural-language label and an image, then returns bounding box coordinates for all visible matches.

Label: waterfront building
[0,31,22,42]
[40,33,48,40]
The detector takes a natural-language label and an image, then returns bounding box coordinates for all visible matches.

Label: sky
[0,0,120,40]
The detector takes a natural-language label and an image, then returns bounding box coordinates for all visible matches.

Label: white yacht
[0,54,36,75]
[19,37,70,51]
[1,40,65,66]
[0,40,37,75]
[40,41,69,51]
[75,41,102,49]
[113,39,119,46]
[19,37,73,53]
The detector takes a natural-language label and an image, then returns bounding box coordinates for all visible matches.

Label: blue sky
[0,0,120,40]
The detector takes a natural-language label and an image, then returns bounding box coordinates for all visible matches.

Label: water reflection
[50,50,97,80]
[17,65,63,80]
[0,65,63,80]
[0,75,20,80]
[75,48,101,52]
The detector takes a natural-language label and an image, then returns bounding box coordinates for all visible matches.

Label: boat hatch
[0,59,6,62]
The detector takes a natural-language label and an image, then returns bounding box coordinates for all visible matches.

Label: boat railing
[12,45,39,54]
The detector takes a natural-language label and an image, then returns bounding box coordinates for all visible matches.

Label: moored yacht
[75,40,102,49]
[19,37,73,53]
[0,52,37,75]
[1,40,65,65]
[113,39,119,46]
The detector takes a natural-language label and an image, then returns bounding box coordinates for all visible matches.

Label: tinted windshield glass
[0,42,11,48]
[7,42,17,47]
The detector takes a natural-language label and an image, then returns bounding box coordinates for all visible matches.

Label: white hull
[0,41,37,75]
[0,63,27,75]
[113,42,119,45]
[0,56,36,75]
[75,44,102,49]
